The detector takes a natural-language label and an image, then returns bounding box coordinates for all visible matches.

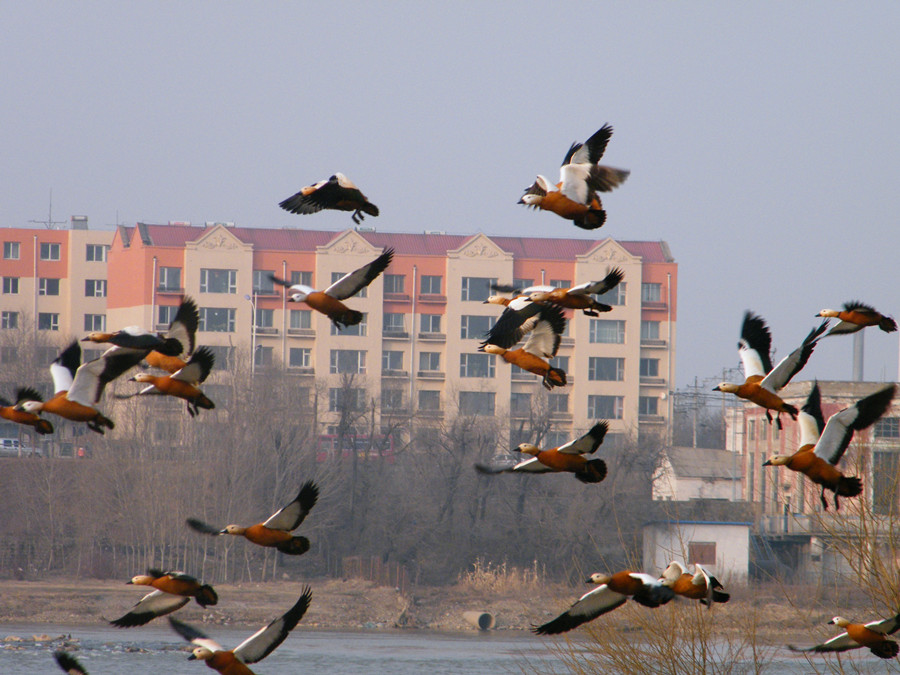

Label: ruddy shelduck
[533,570,674,635]
[817,300,897,336]
[270,248,393,329]
[279,173,379,224]
[110,569,218,628]
[54,651,88,674]
[789,614,900,659]
[118,346,216,417]
[17,341,114,434]
[481,301,568,389]
[82,296,197,359]
[659,561,729,608]
[527,267,624,317]
[764,383,896,510]
[169,587,312,674]
[713,312,828,428]
[519,125,630,230]
[188,481,319,555]
[1,387,53,435]
[476,422,609,483]
[145,297,200,373]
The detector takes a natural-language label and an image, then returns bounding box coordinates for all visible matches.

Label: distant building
[652,446,741,501]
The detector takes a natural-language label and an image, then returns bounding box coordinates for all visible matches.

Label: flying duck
[519,125,630,230]
[187,481,319,555]
[526,268,624,317]
[789,614,900,659]
[476,422,609,483]
[279,173,379,224]
[270,248,393,329]
[763,383,896,510]
[713,312,828,428]
[533,570,674,635]
[817,301,897,336]
[54,651,89,674]
[110,569,218,628]
[169,587,312,674]
[1,387,53,435]
[659,562,729,608]
[117,346,216,417]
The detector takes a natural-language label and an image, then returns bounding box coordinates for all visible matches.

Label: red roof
[127,224,674,263]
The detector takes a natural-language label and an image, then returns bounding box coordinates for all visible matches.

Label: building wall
[643,522,749,582]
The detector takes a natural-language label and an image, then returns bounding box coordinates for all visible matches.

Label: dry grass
[457,557,546,594]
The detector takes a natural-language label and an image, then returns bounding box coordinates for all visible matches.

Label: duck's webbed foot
[87,420,105,435]
[765,410,773,424]
[776,414,783,431]
[351,210,364,224]
[820,487,829,511]
[186,402,197,418]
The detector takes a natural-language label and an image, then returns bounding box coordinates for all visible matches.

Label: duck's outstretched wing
[233,587,312,664]
[262,481,319,531]
[760,320,828,393]
[815,385,896,465]
[557,422,609,455]
[532,584,627,635]
[738,312,773,379]
[54,651,89,675]
[109,590,190,628]
[474,457,553,474]
[798,381,826,447]
[323,249,394,300]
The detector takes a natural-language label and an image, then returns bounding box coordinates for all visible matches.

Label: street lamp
[244,293,257,375]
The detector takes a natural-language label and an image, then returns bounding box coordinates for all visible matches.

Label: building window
[588,357,624,381]
[588,395,624,419]
[384,274,405,294]
[1,277,18,294]
[421,275,442,294]
[39,242,61,261]
[199,307,236,332]
[291,271,313,286]
[158,267,182,291]
[639,396,659,416]
[589,319,625,344]
[289,347,311,368]
[514,278,534,290]
[255,308,274,329]
[332,314,367,336]
[384,313,406,333]
[38,278,60,296]
[254,346,274,368]
[1,311,18,330]
[460,315,496,340]
[158,304,179,326]
[290,309,312,329]
[38,313,59,331]
[748,420,755,441]
[84,314,106,331]
[420,314,441,333]
[330,349,367,374]
[640,358,660,377]
[875,418,900,439]
[641,321,661,340]
[85,244,109,262]
[460,353,495,378]
[550,355,569,371]
[0,346,17,362]
[873,451,900,515]
[381,389,405,411]
[419,390,440,411]
[688,542,716,566]
[382,350,404,372]
[550,279,571,289]
[510,392,532,415]
[333,271,366,298]
[459,391,495,416]
[461,277,497,302]
[759,421,768,441]
[419,352,441,371]
[3,242,20,260]
[85,279,107,297]
[253,270,276,293]
[597,281,626,306]
[641,283,662,303]
[548,393,569,413]
[329,387,366,412]
[200,268,237,294]
[206,346,234,369]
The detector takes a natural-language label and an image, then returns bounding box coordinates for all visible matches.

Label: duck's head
[129,373,156,384]
[81,332,108,343]
[586,573,612,585]
[828,616,850,628]
[514,443,540,456]
[817,309,840,318]
[528,291,551,303]
[762,455,791,467]
[15,400,42,414]
[518,193,543,207]
[188,647,215,661]
[128,574,155,586]
[481,344,507,356]
[286,284,314,303]
[483,295,509,306]
[712,382,739,393]
[221,524,246,536]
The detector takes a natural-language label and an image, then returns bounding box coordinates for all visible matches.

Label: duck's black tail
[276,536,311,556]
[195,584,218,607]
[575,459,607,484]
[836,475,863,498]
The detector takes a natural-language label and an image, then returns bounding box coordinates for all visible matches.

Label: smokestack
[852,330,864,381]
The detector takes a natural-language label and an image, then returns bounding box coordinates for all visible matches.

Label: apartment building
[1,220,678,446]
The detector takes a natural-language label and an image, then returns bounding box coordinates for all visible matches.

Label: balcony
[417,332,446,342]
[381,407,411,416]
[641,376,666,385]
[417,370,445,380]
[382,370,409,379]
[287,328,316,337]
[642,301,668,311]
[287,367,315,376]
[252,290,281,298]
[639,414,666,424]
[511,371,538,381]
[559,337,575,348]
[382,330,410,340]
[156,286,185,295]
[384,293,411,303]
[418,294,447,305]
[641,339,667,349]
[254,327,279,336]
[549,412,574,421]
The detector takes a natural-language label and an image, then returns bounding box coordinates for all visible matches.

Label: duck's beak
[827,619,836,625]
[188,653,198,660]
[762,459,772,466]
[712,386,721,391]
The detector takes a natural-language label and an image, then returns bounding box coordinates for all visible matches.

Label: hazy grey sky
[2,1,898,388]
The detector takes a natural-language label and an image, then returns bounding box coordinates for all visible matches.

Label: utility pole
[29,189,67,229]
